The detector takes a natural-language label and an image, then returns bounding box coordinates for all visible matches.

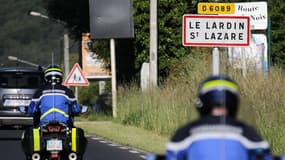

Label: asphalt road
[0,129,147,160]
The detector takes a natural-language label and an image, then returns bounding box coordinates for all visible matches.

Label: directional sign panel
[182,15,250,47]
[234,2,268,30]
[64,63,89,86]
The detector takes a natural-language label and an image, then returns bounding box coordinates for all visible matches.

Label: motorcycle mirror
[81,105,88,113]
[19,106,26,113]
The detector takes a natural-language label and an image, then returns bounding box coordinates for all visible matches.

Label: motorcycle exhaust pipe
[31,153,40,160]
[68,153,77,160]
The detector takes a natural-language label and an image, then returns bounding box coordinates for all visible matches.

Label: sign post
[89,0,134,118]
[182,14,250,75]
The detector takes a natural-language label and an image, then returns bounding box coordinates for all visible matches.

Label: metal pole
[150,0,158,87]
[75,86,78,100]
[242,47,247,77]
[64,29,70,79]
[266,17,271,73]
[29,11,69,78]
[110,38,117,118]
[212,0,220,76]
[212,48,220,75]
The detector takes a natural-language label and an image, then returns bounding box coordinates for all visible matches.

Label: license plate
[46,139,63,151]
[3,99,31,106]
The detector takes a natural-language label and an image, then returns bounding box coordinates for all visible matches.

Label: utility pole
[63,29,70,79]
[28,11,70,79]
[150,0,158,87]
[110,39,117,118]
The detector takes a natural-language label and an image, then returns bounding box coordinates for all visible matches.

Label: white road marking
[99,140,108,143]
[119,146,128,149]
[140,155,146,159]
[108,143,119,147]
[89,135,148,158]
[129,150,139,154]
[91,137,101,140]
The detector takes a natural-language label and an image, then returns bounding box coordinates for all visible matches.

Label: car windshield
[0,71,43,89]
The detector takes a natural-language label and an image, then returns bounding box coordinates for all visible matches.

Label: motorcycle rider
[21,64,87,160]
[165,74,273,160]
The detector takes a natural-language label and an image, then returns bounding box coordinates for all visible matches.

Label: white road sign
[183,15,250,47]
[234,2,268,30]
[64,63,89,86]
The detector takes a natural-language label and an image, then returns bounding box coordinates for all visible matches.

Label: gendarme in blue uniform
[166,115,271,160]
[28,84,81,126]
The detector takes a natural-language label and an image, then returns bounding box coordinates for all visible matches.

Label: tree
[42,0,90,39]
[0,0,64,67]
[42,0,285,82]
[127,0,194,79]
[268,0,285,68]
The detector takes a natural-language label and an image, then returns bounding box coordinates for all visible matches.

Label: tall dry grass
[117,50,285,154]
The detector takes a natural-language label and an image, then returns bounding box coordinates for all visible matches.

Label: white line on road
[140,155,146,159]
[89,135,148,159]
[108,143,119,147]
[129,150,139,154]
[119,146,128,150]
[99,140,108,143]
[91,137,101,140]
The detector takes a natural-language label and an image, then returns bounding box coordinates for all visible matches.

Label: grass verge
[75,121,168,154]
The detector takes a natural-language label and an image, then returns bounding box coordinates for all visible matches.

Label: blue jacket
[28,84,81,126]
[166,115,272,160]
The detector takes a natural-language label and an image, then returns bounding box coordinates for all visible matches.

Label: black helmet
[44,64,63,85]
[195,75,240,118]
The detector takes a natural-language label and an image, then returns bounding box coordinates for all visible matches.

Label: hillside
[0,0,76,67]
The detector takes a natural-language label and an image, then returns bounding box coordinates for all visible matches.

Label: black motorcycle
[31,121,76,160]
[21,106,88,160]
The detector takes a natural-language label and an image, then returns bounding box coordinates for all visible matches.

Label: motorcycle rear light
[47,126,61,132]
[51,153,59,159]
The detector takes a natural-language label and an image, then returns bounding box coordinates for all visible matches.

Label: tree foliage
[0,0,65,67]
[133,0,193,78]
[42,0,285,81]
[268,0,285,68]
[41,0,90,39]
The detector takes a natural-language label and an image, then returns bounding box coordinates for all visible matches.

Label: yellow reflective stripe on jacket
[71,128,77,152]
[202,80,239,93]
[33,129,40,151]
[40,108,69,120]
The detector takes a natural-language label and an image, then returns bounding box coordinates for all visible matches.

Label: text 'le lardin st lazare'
[188,21,246,41]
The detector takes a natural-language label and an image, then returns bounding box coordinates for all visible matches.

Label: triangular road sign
[64,63,89,86]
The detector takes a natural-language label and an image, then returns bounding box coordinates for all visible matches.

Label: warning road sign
[64,63,89,86]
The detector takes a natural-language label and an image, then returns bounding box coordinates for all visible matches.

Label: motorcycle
[21,106,88,160]
[30,121,76,160]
